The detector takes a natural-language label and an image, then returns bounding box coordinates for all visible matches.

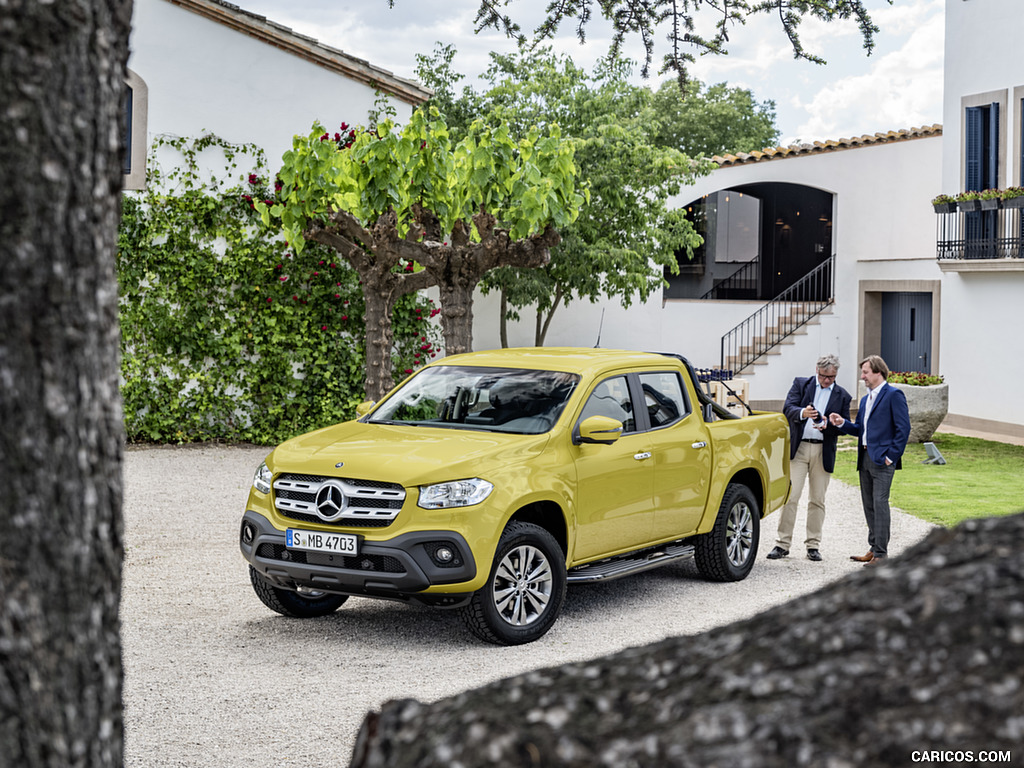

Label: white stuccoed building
[475,0,1024,440]
[126,0,1024,440]
[124,0,430,189]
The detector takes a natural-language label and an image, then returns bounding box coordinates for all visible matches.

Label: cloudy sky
[236,0,945,147]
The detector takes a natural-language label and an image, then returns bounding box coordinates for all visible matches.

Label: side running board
[567,542,696,584]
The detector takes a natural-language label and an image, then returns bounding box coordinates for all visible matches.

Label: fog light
[241,521,256,545]
[435,546,454,564]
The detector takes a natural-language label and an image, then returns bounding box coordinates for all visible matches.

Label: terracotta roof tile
[714,125,943,167]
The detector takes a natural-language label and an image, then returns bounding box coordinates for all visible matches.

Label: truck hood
[268,420,551,487]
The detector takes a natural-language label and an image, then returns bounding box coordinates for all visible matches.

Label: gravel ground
[122,444,936,768]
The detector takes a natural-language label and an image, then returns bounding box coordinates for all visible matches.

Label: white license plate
[286,529,358,555]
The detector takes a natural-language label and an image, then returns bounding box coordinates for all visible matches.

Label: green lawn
[831,433,1024,527]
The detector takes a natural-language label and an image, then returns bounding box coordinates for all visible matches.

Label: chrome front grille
[273,474,406,527]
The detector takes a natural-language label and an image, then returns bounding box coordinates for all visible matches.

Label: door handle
[633,452,652,461]
[692,441,707,449]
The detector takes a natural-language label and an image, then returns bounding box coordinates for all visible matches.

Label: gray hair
[816,354,840,372]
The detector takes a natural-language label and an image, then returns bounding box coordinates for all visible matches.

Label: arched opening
[665,182,834,301]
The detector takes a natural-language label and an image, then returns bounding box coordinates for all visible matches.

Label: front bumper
[239,511,477,605]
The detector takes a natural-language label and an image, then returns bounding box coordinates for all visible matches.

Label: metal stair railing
[699,258,760,300]
[720,254,835,373]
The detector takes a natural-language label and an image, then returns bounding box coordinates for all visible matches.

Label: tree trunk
[499,290,509,349]
[438,280,478,356]
[361,278,399,402]
[432,253,482,357]
[350,513,1024,767]
[534,288,563,347]
[0,1,130,766]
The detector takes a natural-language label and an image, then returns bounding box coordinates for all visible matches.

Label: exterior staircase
[720,254,835,375]
[723,303,833,374]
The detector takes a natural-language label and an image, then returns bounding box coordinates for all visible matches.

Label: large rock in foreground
[350,513,1024,767]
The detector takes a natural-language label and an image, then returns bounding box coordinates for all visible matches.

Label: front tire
[249,566,348,618]
[695,483,760,582]
[461,521,567,646]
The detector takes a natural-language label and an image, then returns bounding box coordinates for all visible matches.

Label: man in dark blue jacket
[829,355,911,566]
[767,354,852,562]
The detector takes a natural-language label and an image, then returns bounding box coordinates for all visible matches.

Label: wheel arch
[726,467,765,517]
[509,500,568,556]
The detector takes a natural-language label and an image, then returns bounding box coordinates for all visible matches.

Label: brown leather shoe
[850,551,875,562]
[864,556,886,567]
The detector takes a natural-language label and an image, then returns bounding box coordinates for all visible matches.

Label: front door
[881,292,933,373]
[572,375,654,561]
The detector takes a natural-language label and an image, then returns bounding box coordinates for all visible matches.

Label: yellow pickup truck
[240,348,790,645]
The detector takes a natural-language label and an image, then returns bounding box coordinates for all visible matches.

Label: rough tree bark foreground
[350,513,1024,767]
[0,1,130,766]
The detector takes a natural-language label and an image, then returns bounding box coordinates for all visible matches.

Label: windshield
[368,366,581,434]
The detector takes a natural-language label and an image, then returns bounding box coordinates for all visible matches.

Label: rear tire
[695,483,760,582]
[461,522,566,645]
[249,566,348,618]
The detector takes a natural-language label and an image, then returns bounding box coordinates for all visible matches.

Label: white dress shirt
[802,381,834,441]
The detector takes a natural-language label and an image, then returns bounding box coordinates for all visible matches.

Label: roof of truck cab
[430,347,687,378]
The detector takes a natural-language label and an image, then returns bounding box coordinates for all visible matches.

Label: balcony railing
[936,204,1024,260]
[700,258,760,300]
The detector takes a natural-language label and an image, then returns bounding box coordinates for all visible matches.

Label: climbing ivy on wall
[117,134,440,444]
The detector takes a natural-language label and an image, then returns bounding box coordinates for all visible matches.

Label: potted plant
[1001,186,1024,209]
[931,194,956,214]
[956,191,982,212]
[858,372,947,443]
[980,188,1001,210]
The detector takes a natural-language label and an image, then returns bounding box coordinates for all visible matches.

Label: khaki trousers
[775,440,831,550]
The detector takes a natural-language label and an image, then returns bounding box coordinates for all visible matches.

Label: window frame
[123,68,148,191]
[575,369,693,437]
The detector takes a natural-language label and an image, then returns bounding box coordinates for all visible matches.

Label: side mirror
[355,401,376,418]
[574,415,623,445]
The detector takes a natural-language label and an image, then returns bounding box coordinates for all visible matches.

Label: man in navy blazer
[829,355,911,565]
[766,354,851,562]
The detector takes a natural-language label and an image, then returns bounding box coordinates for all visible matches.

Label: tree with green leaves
[259,107,583,400]
[650,79,780,157]
[457,0,882,83]
[417,46,717,346]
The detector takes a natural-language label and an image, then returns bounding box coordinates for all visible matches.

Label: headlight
[253,461,273,495]
[418,478,494,509]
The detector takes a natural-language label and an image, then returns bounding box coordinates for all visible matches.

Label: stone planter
[857,382,949,443]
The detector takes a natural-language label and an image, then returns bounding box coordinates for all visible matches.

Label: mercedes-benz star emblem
[314,480,347,522]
